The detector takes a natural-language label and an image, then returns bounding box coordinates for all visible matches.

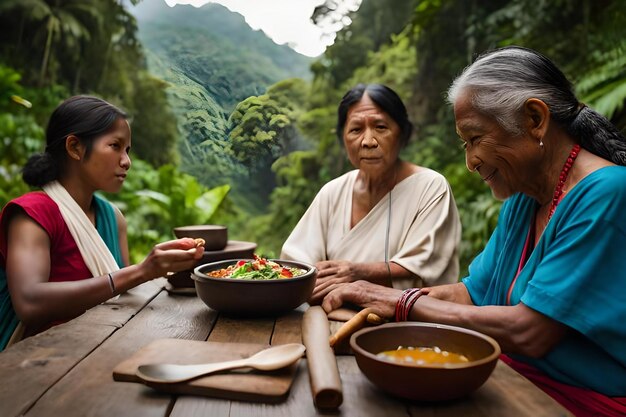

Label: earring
[539,141,544,148]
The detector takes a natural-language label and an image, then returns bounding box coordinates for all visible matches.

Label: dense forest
[1,0,625,274]
[130,1,312,211]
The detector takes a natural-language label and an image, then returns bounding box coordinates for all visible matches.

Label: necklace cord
[384,165,398,279]
[385,187,391,272]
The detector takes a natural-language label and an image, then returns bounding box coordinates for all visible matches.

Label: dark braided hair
[447,46,626,165]
[568,105,626,165]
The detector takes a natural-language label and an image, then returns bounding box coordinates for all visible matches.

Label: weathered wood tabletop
[0,279,573,417]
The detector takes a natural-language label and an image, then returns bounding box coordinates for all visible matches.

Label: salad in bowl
[206,255,306,280]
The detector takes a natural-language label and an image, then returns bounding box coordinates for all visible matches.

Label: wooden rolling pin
[302,306,343,410]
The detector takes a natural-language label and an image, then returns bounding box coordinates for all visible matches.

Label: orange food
[377,346,469,365]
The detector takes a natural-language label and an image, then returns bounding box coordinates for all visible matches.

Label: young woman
[0,95,204,350]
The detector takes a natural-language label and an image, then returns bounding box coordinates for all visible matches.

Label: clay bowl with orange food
[350,322,501,402]
[192,256,316,317]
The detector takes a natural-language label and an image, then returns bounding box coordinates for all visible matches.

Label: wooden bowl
[350,322,500,401]
[173,225,227,251]
[192,259,316,317]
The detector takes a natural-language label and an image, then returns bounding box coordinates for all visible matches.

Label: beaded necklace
[548,144,581,221]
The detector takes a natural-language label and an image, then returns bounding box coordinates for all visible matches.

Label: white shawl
[43,181,119,277]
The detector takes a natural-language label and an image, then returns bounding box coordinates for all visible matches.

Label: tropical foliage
[0,66,44,206]
[0,1,230,261]
[102,160,230,263]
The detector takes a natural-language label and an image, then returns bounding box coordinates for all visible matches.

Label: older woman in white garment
[281,84,461,304]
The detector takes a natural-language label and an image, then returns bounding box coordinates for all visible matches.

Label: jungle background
[0,0,625,275]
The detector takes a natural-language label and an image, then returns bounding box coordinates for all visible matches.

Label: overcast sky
[164,0,361,57]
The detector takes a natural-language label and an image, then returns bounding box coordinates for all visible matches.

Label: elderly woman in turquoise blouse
[319,46,626,417]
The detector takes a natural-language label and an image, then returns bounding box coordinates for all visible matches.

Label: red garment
[0,192,91,281]
[501,355,626,417]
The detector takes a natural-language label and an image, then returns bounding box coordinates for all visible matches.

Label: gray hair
[447,46,626,165]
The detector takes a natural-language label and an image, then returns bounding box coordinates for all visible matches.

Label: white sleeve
[391,174,461,287]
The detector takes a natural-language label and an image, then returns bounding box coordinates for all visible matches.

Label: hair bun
[22,152,58,187]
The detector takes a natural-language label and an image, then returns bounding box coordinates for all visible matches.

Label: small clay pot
[173,225,228,251]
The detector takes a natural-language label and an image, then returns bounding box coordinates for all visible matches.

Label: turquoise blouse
[463,166,626,396]
[93,195,124,268]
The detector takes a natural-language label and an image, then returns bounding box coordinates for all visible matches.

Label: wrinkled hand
[309,260,358,305]
[139,238,204,280]
[321,280,401,319]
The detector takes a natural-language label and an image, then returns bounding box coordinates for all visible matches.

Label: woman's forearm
[321,280,566,358]
[14,264,147,328]
[424,282,473,304]
[408,297,567,357]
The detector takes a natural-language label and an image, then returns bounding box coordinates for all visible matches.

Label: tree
[0,0,101,86]
[224,79,311,216]
[311,0,417,88]
[229,80,310,170]
[229,96,289,170]
[0,66,44,207]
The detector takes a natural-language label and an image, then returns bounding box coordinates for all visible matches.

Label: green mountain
[133,1,311,110]
[129,0,312,189]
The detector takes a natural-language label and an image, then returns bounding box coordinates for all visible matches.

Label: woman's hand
[138,238,204,281]
[321,280,402,319]
[310,260,358,304]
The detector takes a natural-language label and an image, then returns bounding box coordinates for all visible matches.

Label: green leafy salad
[207,255,305,280]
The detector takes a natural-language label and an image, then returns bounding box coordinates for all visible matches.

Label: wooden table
[0,279,573,417]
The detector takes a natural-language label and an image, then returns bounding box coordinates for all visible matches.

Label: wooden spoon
[136,343,305,383]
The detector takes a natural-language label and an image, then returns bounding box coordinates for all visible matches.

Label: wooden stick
[329,308,373,348]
